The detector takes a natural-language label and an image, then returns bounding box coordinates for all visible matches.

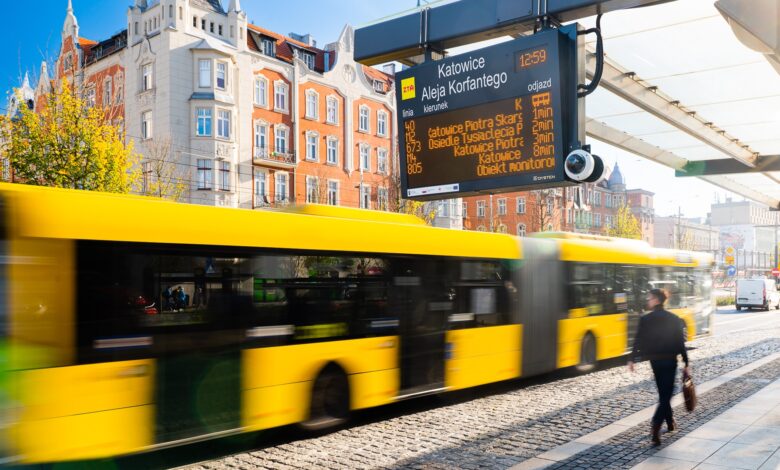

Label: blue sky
[0,0,411,109]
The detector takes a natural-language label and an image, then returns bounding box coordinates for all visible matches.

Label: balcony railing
[253,148,295,168]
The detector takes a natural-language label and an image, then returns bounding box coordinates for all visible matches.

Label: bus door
[627,267,651,348]
[517,239,562,377]
[153,262,246,443]
[392,258,447,394]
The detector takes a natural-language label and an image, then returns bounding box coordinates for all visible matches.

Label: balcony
[253,148,295,168]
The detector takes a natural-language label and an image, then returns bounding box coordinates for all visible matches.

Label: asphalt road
[714,305,780,336]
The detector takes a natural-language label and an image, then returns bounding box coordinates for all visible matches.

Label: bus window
[449,260,510,329]
[569,263,605,315]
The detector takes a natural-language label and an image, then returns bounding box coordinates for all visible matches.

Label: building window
[605,194,612,208]
[255,171,268,203]
[360,184,371,209]
[498,198,507,216]
[306,133,319,161]
[210,22,214,33]
[594,191,602,207]
[254,122,268,151]
[179,6,183,20]
[462,202,467,217]
[326,138,338,165]
[295,49,315,69]
[199,59,211,88]
[378,187,389,211]
[497,224,508,234]
[477,226,487,232]
[359,106,370,132]
[102,79,112,106]
[261,38,275,56]
[142,161,152,194]
[327,180,339,206]
[595,213,602,227]
[359,145,370,172]
[274,126,289,154]
[196,108,212,136]
[254,77,267,107]
[377,111,388,137]
[326,97,338,124]
[516,197,526,214]
[115,76,124,104]
[217,110,231,139]
[377,148,388,174]
[202,19,207,30]
[218,161,230,191]
[216,62,227,90]
[274,82,288,112]
[305,90,318,120]
[373,80,384,93]
[86,87,96,108]
[477,201,486,218]
[197,159,213,190]
[306,177,319,204]
[275,173,288,202]
[517,224,526,237]
[141,111,152,140]
[142,64,153,91]
[193,16,197,28]
[218,24,223,36]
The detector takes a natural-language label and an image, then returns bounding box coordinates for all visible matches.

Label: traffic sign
[395,26,581,200]
[772,268,780,277]
[727,265,737,277]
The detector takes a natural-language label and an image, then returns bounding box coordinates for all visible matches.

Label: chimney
[382,63,396,76]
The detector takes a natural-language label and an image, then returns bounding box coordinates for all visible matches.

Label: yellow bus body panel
[11,359,154,463]
[557,314,628,368]
[7,184,520,260]
[242,337,399,431]
[671,308,696,341]
[8,237,75,370]
[445,325,522,390]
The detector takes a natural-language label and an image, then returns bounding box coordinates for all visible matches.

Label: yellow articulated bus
[0,184,714,464]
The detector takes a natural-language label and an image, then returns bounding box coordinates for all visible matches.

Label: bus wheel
[300,365,350,432]
[576,333,597,373]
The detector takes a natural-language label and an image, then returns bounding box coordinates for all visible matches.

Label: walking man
[628,288,690,446]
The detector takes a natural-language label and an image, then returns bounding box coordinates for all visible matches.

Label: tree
[138,137,189,201]
[384,171,437,225]
[0,78,138,193]
[529,189,560,233]
[607,202,642,240]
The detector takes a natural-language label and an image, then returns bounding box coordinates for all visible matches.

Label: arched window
[517,224,526,237]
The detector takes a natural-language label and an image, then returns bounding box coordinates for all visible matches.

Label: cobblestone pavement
[550,357,780,469]
[186,323,780,470]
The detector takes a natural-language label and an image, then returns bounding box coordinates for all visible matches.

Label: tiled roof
[362,65,393,92]
[247,24,326,72]
[83,31,128,66]
[190,0,224,13]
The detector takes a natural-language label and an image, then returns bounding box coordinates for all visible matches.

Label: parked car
[736,279,780,311]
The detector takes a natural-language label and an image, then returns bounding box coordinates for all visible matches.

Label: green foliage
[606,202,642,240]
[0,79,139,193]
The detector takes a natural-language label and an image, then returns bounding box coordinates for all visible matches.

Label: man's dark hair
[649,288,667,305]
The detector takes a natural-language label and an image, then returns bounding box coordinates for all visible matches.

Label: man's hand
[683,365,691,377]
[628,361,635,373]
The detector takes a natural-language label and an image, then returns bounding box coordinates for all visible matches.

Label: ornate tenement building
[13,0,396,210]
[462,163,655,241]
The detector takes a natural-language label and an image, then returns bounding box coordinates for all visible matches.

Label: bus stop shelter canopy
[356,0,780,208]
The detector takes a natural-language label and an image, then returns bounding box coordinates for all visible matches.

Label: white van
[736,279,780,311]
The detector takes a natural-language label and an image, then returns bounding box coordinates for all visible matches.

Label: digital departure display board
[396,26,581,200]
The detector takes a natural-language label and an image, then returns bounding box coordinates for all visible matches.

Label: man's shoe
[667,419,677,432]
[651,423,662,446]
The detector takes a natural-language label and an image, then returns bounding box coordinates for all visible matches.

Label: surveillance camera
[565,150,604,183]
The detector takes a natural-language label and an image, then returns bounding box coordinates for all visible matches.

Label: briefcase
[682,370,696,412]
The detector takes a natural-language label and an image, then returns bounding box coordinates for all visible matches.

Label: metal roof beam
[355,0,674,65]
[586,119,780,209]
[676,155,780,177]
[586,52,759,167]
